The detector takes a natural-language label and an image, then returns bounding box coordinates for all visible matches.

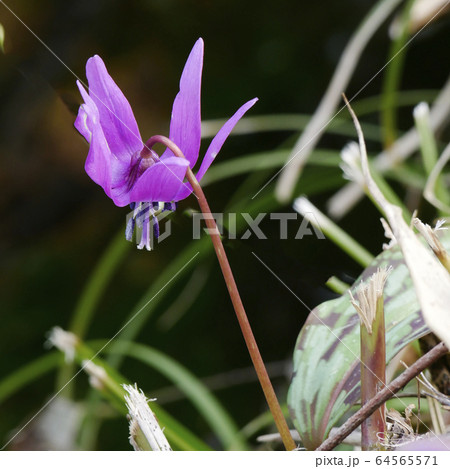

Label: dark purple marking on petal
[126,153,144,192]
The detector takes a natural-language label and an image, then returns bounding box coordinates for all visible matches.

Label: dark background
[1,0,450,450]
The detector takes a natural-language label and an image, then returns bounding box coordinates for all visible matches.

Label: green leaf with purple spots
[288,232,450,450]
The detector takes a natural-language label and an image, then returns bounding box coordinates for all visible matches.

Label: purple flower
[75,39,257,249]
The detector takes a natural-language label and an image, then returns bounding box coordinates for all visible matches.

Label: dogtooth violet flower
[75,38,257,250]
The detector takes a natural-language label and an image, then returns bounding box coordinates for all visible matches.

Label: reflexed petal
[199,98,258,179]
[74,89,92,143]
[175,97,258,200]
[76,81,131,206]
[75,81,96,142]
[86,55,143,160]
[75,81,114,198]
[128,156,190,204]
[161,38,203,167]
[84,128,115,200]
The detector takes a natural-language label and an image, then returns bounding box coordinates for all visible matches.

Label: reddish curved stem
[144,135,296,451]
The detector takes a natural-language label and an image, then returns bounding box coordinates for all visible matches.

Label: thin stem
[316,341,449,451]
[187,168,295,450]
[144,135,296,451]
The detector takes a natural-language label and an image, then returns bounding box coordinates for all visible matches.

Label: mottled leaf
[288,232,450,450]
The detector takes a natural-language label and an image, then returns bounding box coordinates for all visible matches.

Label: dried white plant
[349,267,391,333]
[122,384,171,451]
[340,141,365,186]
[344,97,450,349]
[413,218,448,256]
[328,76,450,219]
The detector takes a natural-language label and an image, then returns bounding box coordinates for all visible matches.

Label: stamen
[137,215,151,251]
[164,202,177,212]
[153,202,164,212]
[125,214,136,242]
[126,200,177,251]
[153,217,160,239]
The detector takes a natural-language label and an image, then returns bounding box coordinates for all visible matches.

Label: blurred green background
[1,0,450,450]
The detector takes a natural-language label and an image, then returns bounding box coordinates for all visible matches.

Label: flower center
[139,148,160,169]
[126,148,160,191]
[124,137,180,251]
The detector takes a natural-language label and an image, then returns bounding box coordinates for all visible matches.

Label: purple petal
[86,55,143,161]
[175,97,258,200]
[74,82,93,142]
[76,81,135,207]
[75,81,115,199]
[127,156,190,204]
[161,38,203,167]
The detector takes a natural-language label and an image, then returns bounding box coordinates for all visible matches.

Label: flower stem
[187,167,296,450]
[144,135,296,451]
